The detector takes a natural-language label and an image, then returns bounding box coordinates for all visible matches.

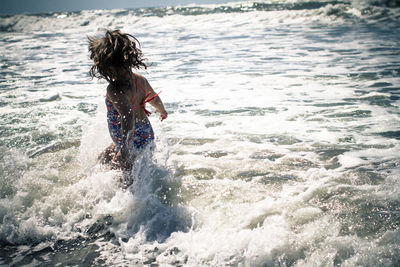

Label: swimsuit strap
[132,76,161,116]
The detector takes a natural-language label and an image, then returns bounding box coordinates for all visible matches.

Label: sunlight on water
[0,0,399,266]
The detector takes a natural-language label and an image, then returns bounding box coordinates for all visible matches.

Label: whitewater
[0,0,399,266]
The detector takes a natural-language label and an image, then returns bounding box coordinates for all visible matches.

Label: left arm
[138,74,168,121]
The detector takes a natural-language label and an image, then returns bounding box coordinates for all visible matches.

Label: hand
[111,151,122,169]
[159,111,168,121]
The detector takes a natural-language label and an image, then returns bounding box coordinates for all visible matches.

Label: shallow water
[0,0,400,266]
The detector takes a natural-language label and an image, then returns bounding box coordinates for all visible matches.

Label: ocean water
[0,0,400,266]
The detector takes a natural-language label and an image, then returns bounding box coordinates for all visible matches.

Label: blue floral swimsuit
[105,77,159,152]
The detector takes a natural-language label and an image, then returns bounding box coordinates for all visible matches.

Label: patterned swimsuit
[105,77,159,152]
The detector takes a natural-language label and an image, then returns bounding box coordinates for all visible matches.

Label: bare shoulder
[133,73,148,86]
[132,73,154,93]
[133,72,145,81]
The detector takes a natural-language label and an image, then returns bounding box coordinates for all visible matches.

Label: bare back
[107,73,152,124]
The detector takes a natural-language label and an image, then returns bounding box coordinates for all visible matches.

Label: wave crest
[1,1,399,33]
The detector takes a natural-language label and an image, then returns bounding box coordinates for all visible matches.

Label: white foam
[1,1,399,265]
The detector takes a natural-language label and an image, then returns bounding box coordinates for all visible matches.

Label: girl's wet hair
[88,29,147,83]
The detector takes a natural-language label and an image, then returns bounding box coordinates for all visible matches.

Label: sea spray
[1,0,399,265]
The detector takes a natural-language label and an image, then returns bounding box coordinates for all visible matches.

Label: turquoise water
[0,1,399,266]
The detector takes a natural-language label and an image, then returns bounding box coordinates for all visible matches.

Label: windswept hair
[88,30,147,83]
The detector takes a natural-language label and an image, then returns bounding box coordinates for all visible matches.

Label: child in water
[88,30,168,169]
